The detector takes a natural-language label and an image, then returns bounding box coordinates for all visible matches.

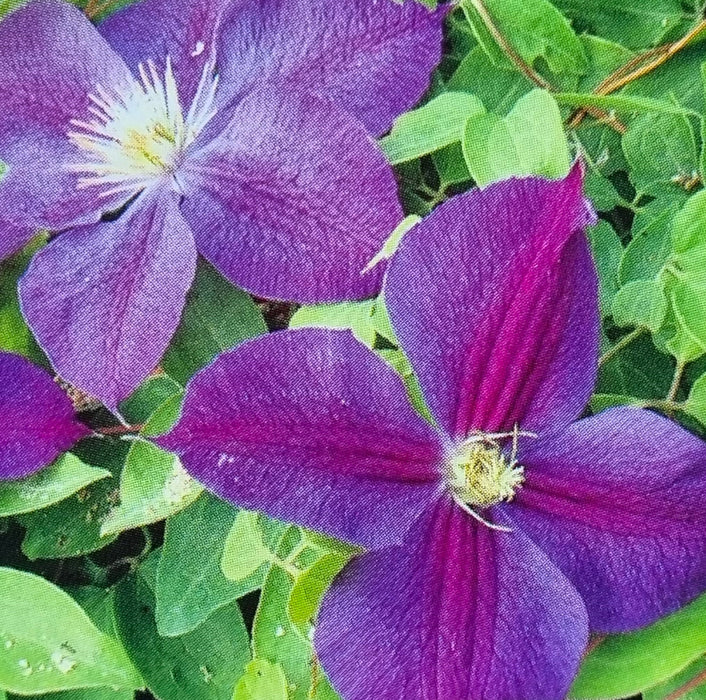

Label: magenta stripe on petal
[0,352,89,480]
[316,498,588,700]
[385,165,599,439]
[159,329,445,548]
[511,407,706,632]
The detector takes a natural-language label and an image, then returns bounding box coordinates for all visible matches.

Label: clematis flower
[0,0,444,408]
[0,352,89,480]
[160,166,706,699]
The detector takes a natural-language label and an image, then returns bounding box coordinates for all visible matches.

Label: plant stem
[95,423,144,437]
[569,18,706,129]
[667,361,686,403]
[465,0,551,89]
[598,328,645,368]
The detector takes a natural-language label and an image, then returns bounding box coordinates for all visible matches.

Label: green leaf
[622,113,699,194]
[100,440,202,537]
[289,301,376,347]
[462,0,588,76]
[17,439,126,560]
[612,279,668,333]
[684,372,706,425]
[619,196,684,285]
[447,46,533,114]
[0,237,47,362]
[0,454,110,517]
[252,529,312,700]
[571,593,706,699]
[379,92,485,164]
[162,260,266,385]
[118,375,182,426]
[644,656,706,700]
[233,660,288,700]
[551,0,689,50]
[672,189,706,254]
[114,563,250,700]
[0,568,142,695]
[287,553,349,628]
[670,274,706,352]
[156,495,270,638]
[555,92,699,117]
[221,511,272,583]
[577,35,635,93]
[623,44,706,115]
[597,334,675,400]
[463,89,570,186]
[363,215,421,273]
[589,221,623,317]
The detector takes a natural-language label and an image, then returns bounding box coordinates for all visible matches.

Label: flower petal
[510,407,706,632]
[98,0,223,104]
[180,89,402,303]
[0,219,33,263]
[385,166,599,439]
[0,352,89,480]
[158,329,445,548]
[19,189,196,409]
[216,0,446,135]
[0,0,132,230]
[316,498,589,700]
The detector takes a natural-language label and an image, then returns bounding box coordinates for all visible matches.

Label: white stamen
[67,56,219,200]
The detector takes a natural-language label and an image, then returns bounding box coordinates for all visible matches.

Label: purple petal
[316,498,589,700]
[510,407,706,632]
[99,0,223,104]
[0,220,33,263]
[19,189,196,409]
[158,329,445,548]
[216,0,446,135]
[180,89,402,303]
[0,0,132,230]
[385,165,599,439]
[0,352,89,480]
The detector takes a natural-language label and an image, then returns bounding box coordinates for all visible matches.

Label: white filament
[67,56,219,200]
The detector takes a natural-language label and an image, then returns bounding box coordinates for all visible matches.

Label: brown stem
[95,423,144,436]
[569,18,706,129]
[667,361,686,404]
[465,0,552,90]
[664,665,706,700]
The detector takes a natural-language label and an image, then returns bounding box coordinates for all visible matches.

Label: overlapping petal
[216,0,446,135]
[0,0,132,230]
[316,498,588,700]
[159,329,445,548]
[0,352,89,480]
[0,219,33,264]
[19,190,197,409]
[99,0,226,104]
[180,89,402,302]
[385,167,599,439]
[510,407,706,632]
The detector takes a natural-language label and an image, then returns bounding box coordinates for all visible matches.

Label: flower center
[447,428,532,530]
[67,56,219,201]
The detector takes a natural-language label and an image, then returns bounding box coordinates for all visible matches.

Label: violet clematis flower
[160,166,706,699]
[0,0,444,408]
[0,352,89,480]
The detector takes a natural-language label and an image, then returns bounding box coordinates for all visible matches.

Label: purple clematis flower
[0,0,444,408]
[0,352,89,480]
[160,166,706,699]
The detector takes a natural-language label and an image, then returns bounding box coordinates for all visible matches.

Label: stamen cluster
[67,57,219,200]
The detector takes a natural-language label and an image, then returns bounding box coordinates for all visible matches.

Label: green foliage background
[3,0,706,698]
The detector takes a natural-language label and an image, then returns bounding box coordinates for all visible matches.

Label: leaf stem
[598,328,645,368]
[95,423,144,437]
